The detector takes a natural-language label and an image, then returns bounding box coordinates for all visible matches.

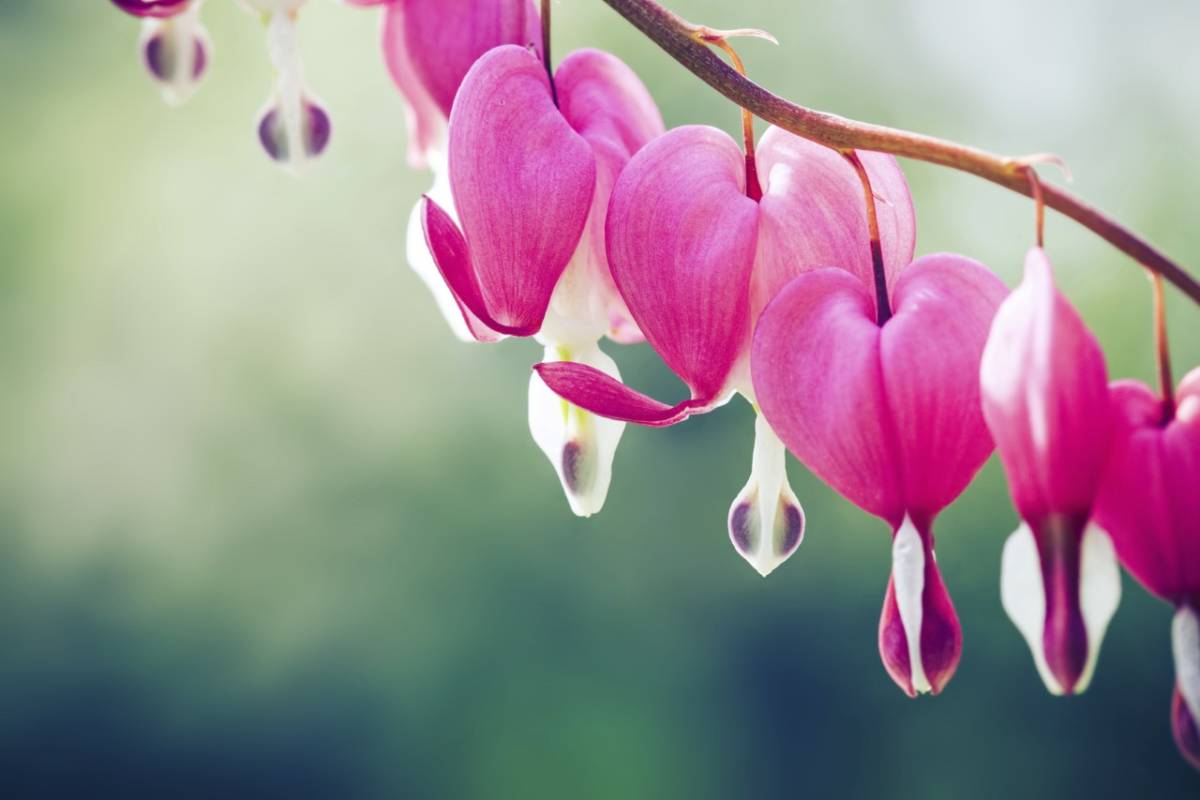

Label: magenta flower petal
[981,247,1112,521]
[605,125,759,405]
[754,129,915,318]
[533,362,709,427]
[403,0,540,118]
[441,45,597,335]
[381,3,447,168]
[881,254,1009,518]
[111,0,191,18]
[1095,370,1200,605]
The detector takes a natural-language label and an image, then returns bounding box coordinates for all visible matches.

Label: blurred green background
[1,1,1198,797]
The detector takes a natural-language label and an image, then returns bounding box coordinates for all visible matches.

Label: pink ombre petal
[753,128,915,318]
[555,49,664,160]
[980,247,1111,521]
[421,197,505,342]
[449,45,596,334]
[532,362,708,427]
[751,269,904,523]
[881,255,1008,517]
[382,3,445,168]
[606,125,759,401]
[405,0,539,118]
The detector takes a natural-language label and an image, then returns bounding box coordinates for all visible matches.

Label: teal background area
[0,1,1198,796]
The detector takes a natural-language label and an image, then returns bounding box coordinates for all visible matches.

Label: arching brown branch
[601,0,1200,305]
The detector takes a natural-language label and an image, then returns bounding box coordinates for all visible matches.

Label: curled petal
[529,343,625,517]
[879,516,962,696]
[607,125,759,405]
[532,361,712,427]
[406,159,477,343]
[980,247,1111,521]
[420,197,506,341]
[1095,371,1200,603]
[112,0,191,18]
[1000,519,1121,695]
[754,128,916,318]
[404,0,540,118]
[446,45,596,335]
[728,413,805,577]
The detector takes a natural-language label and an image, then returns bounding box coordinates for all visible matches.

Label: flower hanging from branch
[104,0,1200,771]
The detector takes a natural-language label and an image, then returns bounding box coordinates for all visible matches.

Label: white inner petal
[1173,605,1200,725]
[528,342,624,518]
[266,12,305,171]
[727,413,803,578]
[1075,522,1121,693]
[1000,522,1061,694]
[893,515,930,694]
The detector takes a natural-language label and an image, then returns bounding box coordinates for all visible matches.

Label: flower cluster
[108,0,1198,769]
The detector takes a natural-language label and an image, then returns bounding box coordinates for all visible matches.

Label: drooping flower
[535,124,914,575]
[239,1,332,171]
[423,45,663,516]
[751,256,1007,695]
[1094,369,1200,768]
[112,0,210,105]
[979,247,1122,696]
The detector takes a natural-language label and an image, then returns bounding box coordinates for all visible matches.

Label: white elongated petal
[1076,522,1121,692]
[727,412,804,577]
[529,342,625,517]
[256,12,329,173]
[1001,522,1060,693]
[892,515,931,694]
[406,154,475,342]
[1174,604,1200,726]
[1000,520,1120,695]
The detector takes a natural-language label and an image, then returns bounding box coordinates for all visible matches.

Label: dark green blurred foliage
[0,1,1197,797]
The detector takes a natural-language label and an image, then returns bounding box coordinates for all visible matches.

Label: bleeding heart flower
[752,256,1007,695]
[535,123,913,576]
[423,44,663,516]
[111,0,192,18]
[980,247,1121,696]
[1093,369,1200,769]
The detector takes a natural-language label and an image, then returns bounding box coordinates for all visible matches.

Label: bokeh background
[1,1,1198,797]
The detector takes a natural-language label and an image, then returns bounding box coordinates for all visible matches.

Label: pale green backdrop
[0,1,1197,797]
